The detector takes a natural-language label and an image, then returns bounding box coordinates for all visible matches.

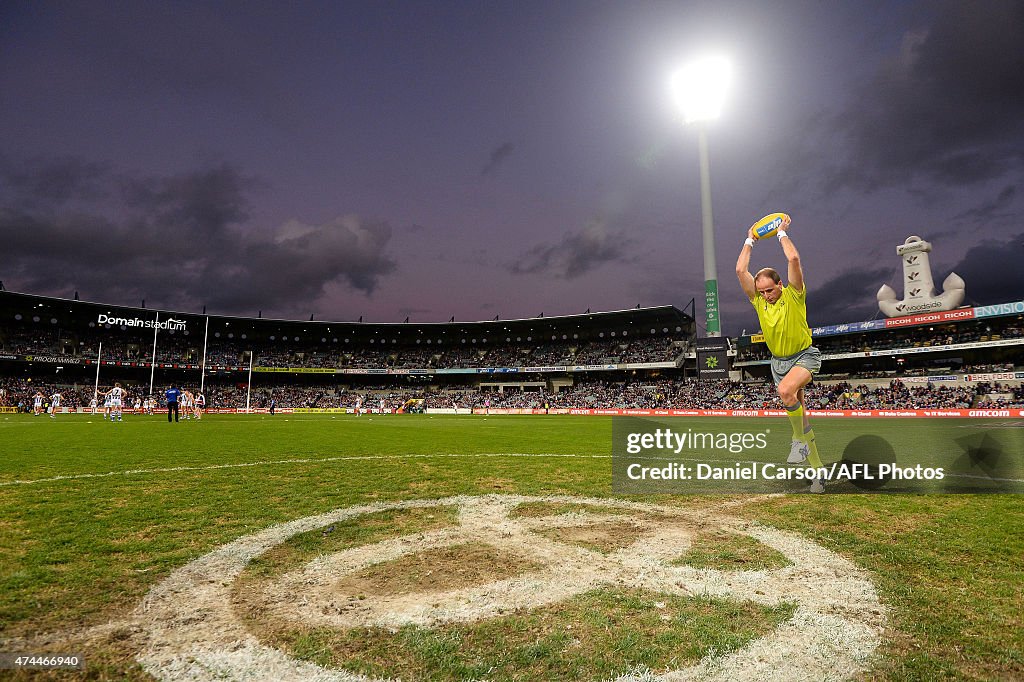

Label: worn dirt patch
[535,520,648,554]
[243,505,459,580]
[330,541,541,597]
[508,501,625,518]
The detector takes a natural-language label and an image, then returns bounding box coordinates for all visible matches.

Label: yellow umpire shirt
[751,283,813,358]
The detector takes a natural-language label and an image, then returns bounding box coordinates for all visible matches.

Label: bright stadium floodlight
[671,55,732,338]
[671,55,731,124]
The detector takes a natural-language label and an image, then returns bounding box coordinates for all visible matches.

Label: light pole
[672,56,731,337]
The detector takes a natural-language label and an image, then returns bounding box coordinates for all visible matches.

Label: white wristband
[744,237,755,248]
[777,230,788,240]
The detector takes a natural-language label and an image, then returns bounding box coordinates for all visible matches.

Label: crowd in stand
[961,363,1016,374]
[0,330,683,369]
[392,378,991,410]
[0,378,104,411]
[4,376,1016,412]
[1,329,59,354]
[810,380,975,409]
[5,315,1022,373]
[735,320,1024,363]
[971,381,1024,409]
[5,313,1024,412]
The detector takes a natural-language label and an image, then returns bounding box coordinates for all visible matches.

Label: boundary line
[4,451,1021,488]
[0,453,610,487]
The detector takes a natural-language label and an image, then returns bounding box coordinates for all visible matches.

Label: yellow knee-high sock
[784,402,804,440]
[803,426,823,469]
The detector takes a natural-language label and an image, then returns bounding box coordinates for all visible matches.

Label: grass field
[1,413,1022,681]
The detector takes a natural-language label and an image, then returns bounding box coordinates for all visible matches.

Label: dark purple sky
[2,0,1023,335]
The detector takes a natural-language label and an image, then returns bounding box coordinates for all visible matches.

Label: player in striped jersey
[99,383,126,422]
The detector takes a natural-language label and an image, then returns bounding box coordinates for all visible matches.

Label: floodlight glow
[671,56,732,123]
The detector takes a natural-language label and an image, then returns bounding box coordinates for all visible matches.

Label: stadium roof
[0,290,694,344]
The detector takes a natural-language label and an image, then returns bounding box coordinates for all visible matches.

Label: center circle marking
[132,494,885,681]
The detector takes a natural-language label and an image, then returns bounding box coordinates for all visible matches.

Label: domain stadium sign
[96,313,187,332]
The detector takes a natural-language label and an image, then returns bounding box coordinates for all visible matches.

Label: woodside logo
[96,314,187,331]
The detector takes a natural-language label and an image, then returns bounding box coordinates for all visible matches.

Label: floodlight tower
[672,56,731,337]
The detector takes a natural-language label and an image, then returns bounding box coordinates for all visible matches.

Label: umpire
[165,385,181,423]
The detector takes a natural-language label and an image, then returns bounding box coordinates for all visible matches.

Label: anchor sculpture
[877,236,965,317]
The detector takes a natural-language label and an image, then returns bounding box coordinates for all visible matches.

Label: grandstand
[0,290,692,412]
[3,289,1024,413]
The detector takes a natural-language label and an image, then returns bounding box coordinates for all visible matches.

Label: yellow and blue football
[750,212,791,240]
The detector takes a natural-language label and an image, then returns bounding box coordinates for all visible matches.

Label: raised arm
[735,227,757,300]
[779,231,804,293]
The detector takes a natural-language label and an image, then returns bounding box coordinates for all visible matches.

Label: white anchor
[877,235,965,317]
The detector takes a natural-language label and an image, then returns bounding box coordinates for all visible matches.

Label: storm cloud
[0,159,396,315]
[480,142,515,178]
[510,218,634,279]
[805,266,893,327]
[949,232,1024,307]
[826,1,1024,191]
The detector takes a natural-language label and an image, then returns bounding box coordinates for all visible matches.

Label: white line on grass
[0,452,611,487]
[4,451,1022,488]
